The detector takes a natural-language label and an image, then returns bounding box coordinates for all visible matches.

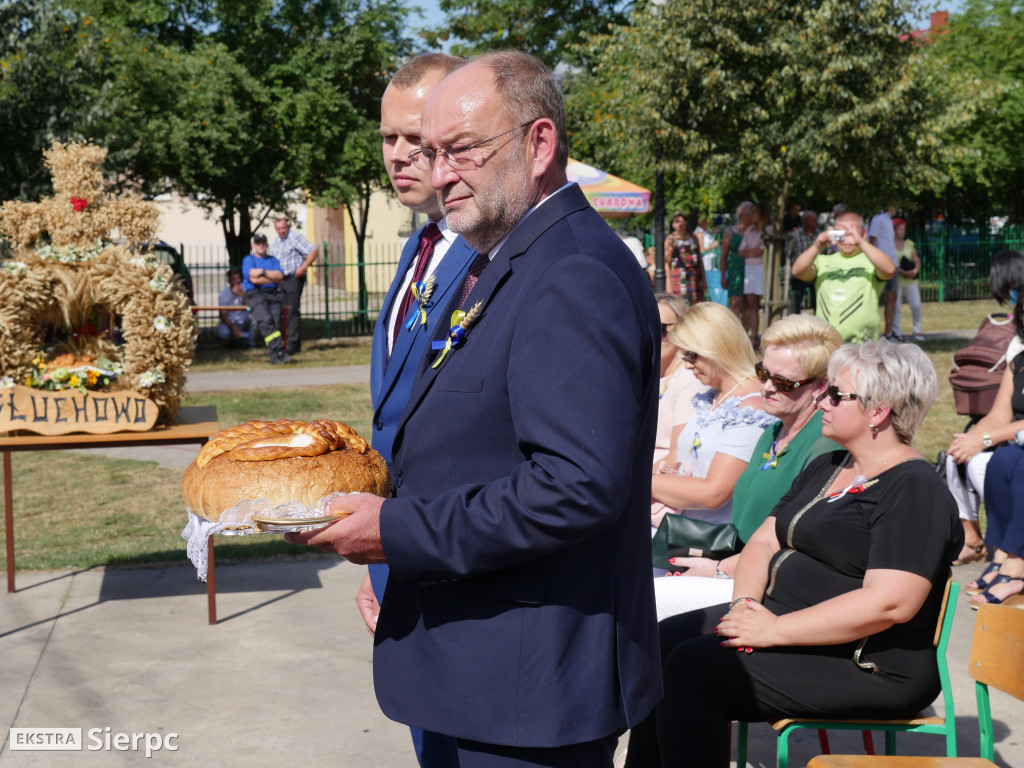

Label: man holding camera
[792,211,895,342]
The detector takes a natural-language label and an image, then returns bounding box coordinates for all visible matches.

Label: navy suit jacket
[374,184,663,747]
[371,225,478,465]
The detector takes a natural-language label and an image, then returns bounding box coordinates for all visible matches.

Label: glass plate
[251,513,347,534]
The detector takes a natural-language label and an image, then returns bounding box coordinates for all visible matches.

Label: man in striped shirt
[270,217,318,355]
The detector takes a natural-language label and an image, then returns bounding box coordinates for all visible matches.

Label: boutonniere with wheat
[404,274,437,332]
[431,301,482,368]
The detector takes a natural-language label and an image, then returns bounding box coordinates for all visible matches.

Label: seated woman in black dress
[625,340,962,768]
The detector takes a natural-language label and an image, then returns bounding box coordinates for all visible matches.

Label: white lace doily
[181,492,349,581]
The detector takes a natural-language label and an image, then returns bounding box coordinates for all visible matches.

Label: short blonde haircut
[761,314,842,380]
[669,302,755,383]
[655,293,689,325]
[827,340,938,444]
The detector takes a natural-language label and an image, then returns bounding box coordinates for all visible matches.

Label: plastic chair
[806,601,1024,767]
[735,579,959,768]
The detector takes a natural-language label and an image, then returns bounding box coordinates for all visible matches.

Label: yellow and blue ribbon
[404,281,430,331]
[431,310,468,368]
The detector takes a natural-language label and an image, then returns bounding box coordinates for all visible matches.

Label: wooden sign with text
[0,384,158,436]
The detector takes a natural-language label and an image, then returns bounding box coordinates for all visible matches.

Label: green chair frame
[806,601,1024,767]
[735,579,960,768]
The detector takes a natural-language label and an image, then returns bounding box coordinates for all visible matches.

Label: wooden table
[2,405,224,622]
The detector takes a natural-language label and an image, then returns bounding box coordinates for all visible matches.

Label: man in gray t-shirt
[869,206,899,339]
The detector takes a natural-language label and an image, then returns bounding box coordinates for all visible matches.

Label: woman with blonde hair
[627,340,962,767]
[653,293,708,465]
[651,302,776,530]
[653,314,842,619]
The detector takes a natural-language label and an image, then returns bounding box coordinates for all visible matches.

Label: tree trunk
[346,186,371,319]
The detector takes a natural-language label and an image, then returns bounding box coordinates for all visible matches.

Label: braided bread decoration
[196,419,368,469]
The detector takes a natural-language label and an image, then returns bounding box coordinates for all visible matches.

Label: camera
[827,229,846,243]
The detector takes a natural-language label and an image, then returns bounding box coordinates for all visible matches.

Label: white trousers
[654,574,734,622]
[945,451,992,521]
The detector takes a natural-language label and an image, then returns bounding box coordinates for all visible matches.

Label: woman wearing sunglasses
[626,340,962,768]
[650,302,774,533]
[653,314,842,620]
[652,293,708,467]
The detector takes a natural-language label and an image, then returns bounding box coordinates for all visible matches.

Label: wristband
[730,597,758,609]
[714,561,730,579]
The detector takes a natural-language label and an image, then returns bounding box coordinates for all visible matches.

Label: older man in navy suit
[360,52,473,768]
[291,50,661,768]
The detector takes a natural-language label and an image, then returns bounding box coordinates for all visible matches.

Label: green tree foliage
[0,0,110,201]
[567,0,987,220]
[3,0,411,258]
[423,0,628,67]
[932,0,1024,221]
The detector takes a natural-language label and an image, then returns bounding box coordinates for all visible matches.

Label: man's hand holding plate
[285,492,386,563]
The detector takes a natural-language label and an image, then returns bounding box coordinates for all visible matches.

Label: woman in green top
[720,202,753,319]
[653,314,842,620]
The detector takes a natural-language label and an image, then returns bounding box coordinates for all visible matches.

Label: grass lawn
[1,298,1000,572]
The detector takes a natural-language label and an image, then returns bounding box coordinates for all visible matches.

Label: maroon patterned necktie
[458,252,490,309]
[393,223,443,348]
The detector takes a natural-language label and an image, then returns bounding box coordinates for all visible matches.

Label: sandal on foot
[970,578,1024,610]
[965,561,1002,595]
[954,543,988,566]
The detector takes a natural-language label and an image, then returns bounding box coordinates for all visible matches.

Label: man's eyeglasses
[823,385,859,406]
[680,350,698,365]
[754,362,814,394]
[409,120,537,170]
[661,323,673,340]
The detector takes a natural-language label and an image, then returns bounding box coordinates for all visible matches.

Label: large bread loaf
[182,419,389,521]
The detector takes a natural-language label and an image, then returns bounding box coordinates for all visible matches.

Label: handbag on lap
[651,513,739,570]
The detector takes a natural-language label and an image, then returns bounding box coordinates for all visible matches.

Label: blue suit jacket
[374,184,663,747]
[368,226,477,602]
[371,226,478,464]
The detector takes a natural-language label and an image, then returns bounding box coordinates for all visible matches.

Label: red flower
[71,197,89,212]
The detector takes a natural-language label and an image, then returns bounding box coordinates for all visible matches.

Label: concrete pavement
[3,555,1024,767]
[12,340,1024,767]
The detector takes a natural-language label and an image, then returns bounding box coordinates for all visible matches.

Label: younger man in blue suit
[358,52,473,768]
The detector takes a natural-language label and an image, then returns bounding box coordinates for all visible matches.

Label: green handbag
[651,513,739,570]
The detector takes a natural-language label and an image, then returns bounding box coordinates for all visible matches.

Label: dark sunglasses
[661,323,673,340]
[823,384,859,406]
[680,350,698,365]
[754,362,814,394]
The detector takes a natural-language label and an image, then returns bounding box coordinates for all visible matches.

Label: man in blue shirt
[241,233,290,364]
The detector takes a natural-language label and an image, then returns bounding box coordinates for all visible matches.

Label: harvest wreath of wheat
[0,141,195,427]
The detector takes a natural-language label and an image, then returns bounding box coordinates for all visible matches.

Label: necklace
[711,376,749,410]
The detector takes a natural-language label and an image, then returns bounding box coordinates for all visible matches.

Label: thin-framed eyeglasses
[823,384,859,407]
[754,362,814,394]
[409,120,538,170]
[680,350,698,365]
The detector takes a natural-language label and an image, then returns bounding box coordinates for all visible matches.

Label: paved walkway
[12,337,1024,767]
[4,556,1023,766]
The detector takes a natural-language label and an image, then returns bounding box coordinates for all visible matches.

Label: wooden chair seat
[773,714,942,731]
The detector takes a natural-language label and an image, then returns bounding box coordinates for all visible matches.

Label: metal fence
[176,223,1024,339]
[912,222,1024,302]
[183,240,403,340]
